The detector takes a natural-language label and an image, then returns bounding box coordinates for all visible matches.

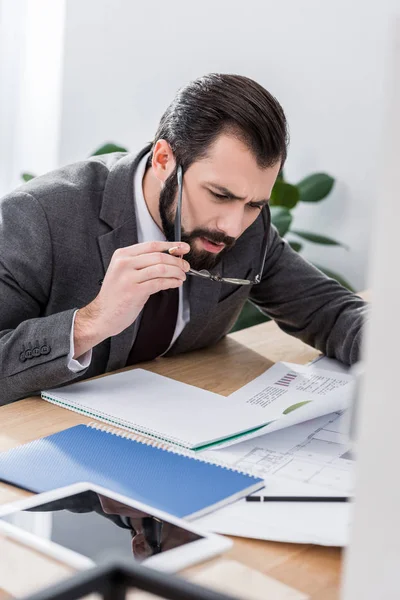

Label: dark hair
[152,73,288,171]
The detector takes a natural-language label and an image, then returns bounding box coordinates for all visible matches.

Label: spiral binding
[87,421,256,478]
[41,393,187,448]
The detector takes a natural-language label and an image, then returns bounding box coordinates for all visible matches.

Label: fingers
[131,252,190,273]
[134,263,187,284]
[118,241,190,258]
[142,277,185,295]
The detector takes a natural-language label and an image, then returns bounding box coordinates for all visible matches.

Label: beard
[158,170,236,272]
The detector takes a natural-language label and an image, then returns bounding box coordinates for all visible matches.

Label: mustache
[187,229,236,248]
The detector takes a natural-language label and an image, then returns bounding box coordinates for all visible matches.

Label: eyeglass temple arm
[174,165,183,242]
[254,206,271,283]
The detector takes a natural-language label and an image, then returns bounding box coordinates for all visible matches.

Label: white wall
[0,0,66,196]
[0,0,29,196]
[3,0,400,290]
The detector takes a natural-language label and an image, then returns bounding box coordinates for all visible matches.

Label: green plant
[21,143,128,182]
[230,170,353,333]
[22,144,352,333]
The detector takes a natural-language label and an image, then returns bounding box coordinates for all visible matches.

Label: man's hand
[97,495,198,560]
[73,241,190,358]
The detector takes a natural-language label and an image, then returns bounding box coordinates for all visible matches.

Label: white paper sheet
[195,445,353,546]
[195,478,352,546]
[195,412,354,545]
[202,411,354,490]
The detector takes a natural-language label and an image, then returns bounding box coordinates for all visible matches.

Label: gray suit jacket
[0,146,367,405]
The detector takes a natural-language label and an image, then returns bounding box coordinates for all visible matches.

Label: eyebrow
[204,182,269,205]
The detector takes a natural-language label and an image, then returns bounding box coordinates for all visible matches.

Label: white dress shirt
[67,152,190,371]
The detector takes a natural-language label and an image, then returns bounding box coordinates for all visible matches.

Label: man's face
[159,134,281,271]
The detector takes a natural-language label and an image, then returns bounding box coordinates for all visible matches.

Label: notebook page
[42,369,268,449]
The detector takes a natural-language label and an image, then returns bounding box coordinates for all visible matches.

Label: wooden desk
[0,318,351,600]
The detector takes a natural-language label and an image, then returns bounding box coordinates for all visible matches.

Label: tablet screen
[1,489,203,563]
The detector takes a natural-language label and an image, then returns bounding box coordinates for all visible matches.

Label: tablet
[0,482,232,572]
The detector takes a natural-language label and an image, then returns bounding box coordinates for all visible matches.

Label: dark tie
[126,288,179,365]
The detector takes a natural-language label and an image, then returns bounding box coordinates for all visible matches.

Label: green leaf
[291,230,348,249]
[313,265,355,292]
[90,142,128,156]
[270,206,293,237]
[22,172,36,182]
[270,180,299,209]
[283,401,312,415]
[298,173,334,203]
[288,241,303,253]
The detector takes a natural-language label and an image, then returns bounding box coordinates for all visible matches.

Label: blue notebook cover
[0,425,263,519]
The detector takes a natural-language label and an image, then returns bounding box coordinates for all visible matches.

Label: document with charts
[208,360,355,449]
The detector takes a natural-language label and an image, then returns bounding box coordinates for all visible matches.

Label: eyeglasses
[175,165,270,286]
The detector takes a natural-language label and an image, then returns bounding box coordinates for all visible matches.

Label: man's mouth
[199,237,226,254]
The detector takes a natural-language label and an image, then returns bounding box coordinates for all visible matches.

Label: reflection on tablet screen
[1,490,203,563]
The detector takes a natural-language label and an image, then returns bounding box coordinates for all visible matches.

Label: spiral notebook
[0,424,263,519]
[41,368,270,451]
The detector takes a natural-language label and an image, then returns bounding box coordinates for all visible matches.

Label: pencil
[245,495,350,502]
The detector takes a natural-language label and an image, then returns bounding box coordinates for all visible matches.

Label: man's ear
[151,139,176,183]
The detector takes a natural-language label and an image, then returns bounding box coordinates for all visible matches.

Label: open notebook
[41,363,355,451]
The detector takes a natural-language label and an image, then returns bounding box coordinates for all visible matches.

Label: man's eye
[212,192,228,200]
[248,203,263,210]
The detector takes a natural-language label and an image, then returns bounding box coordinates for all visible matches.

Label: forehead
[188,133,281,198]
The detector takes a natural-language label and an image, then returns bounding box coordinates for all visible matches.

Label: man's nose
[216,206,244,240]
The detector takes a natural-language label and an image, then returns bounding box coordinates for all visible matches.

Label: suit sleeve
[0,191,89,405]
[249,225,367,365]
